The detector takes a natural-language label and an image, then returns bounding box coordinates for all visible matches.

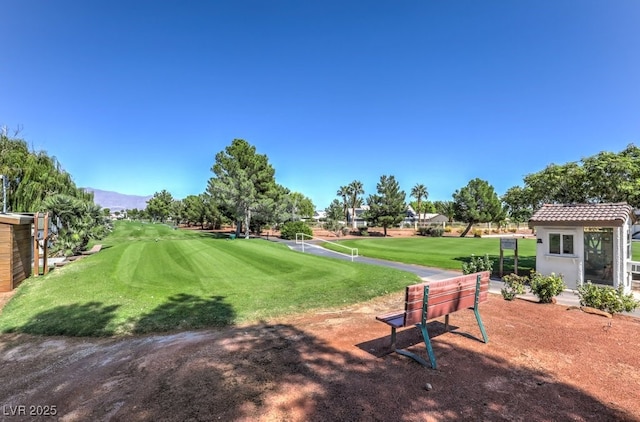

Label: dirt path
[1,293,639,421]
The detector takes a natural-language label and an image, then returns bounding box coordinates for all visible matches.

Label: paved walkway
[273,237,640,318]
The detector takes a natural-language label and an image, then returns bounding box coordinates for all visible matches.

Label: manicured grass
[324,236,537,274]
[0,221,419,337]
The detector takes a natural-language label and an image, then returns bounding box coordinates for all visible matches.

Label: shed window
[549,233,574,256]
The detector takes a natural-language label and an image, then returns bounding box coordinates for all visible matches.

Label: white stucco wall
[535,226,583,290]
[534,222,632,293]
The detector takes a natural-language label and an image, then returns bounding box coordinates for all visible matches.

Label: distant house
[405,205,448,227]
[345,205,447,229]
[528,202,635,294]
[312,211,327,222]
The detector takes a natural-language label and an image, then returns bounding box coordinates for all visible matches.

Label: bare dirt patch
[0,293,639,421]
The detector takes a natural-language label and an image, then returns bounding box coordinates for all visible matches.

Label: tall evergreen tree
[365,175,406,237]
[146,190,174,223]
[207,139,276,239]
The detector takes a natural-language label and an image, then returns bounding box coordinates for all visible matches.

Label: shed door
[584,228,613,286]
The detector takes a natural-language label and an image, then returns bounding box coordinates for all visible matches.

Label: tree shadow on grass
[132,294,236,334]
[5,302,120,337]
[22,322,634,421]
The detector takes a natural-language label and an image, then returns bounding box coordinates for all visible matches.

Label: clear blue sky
[1,1,639,210]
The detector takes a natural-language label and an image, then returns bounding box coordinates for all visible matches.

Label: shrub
[430,227,444,237]
[529,271,565,303]
[280,221,312,240]
[501,273,527,300]
[359,227,369,236]
[444,226,452,233]
[577,282,640,314]
[417,227,445,237]
[462,254,494,275]
[472,229,483,238]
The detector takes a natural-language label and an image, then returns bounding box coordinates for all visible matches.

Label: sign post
[499,238,518,277]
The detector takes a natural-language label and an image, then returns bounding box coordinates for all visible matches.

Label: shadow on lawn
[6,301,120,337]
[132,293,236,334]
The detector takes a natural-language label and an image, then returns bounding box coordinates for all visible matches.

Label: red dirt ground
[0,292,639,421]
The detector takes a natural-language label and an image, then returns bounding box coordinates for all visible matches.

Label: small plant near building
[529,271,566,303]
[577,282,640,314]
[280,221,312,240]
[500,273,527,300]
[359,227,369,236]
[472,229,483,237]
[462,254,494,275]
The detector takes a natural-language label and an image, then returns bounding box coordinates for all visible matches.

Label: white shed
[528,203,635,294]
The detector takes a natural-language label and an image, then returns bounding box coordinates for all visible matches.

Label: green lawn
[324,236,537,273]
[0,221,418,337]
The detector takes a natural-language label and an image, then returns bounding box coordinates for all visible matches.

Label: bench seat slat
[375,312,405,328]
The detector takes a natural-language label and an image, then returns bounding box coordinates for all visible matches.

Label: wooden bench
[375,271,490,369]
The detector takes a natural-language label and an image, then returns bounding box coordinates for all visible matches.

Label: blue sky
[1,1,639,210]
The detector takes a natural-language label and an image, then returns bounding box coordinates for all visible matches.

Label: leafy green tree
[365,175,406,237]
[0,130,91,212]
[146,190,174,223]
[324,199,346,235]
[127,208,141,221]
[183,194,206,227]
[170,199,185,226]
[285,191,315,220]
[347,180,364,229]
[207,139,277,239]
[410,183,428,228]
[523,162,587,208]
[581,145,640,207]
[453,178,503,237]
[501,186,534,228]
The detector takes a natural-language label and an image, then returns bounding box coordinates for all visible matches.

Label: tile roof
[528,203,634,227]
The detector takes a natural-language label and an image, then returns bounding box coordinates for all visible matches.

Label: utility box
[0,213,34,292]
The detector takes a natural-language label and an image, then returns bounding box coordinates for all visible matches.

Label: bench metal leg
[474,308,489,343]
[391,323,437,369]
[390,326,397,350]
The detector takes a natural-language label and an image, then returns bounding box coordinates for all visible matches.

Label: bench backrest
[403,271,490,326]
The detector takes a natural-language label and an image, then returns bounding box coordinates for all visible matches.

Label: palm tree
[411,183,428,229]
[347,180,364,229]
[337,185,350,222]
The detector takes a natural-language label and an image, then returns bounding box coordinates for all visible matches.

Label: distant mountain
[84,188,152,211]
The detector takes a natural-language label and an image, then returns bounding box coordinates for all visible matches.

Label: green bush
[577,282,640,314]
[417,227,444,237]
[462,254,494,275]
[430,227,444,237]
[280,221,312,240]
[359,227,369,236]
[529,271,565,303]
[501,273,527,300]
